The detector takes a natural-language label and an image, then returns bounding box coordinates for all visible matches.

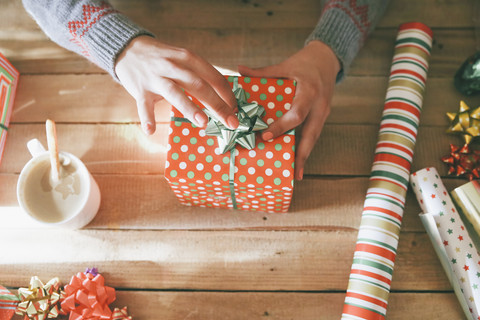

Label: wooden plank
[0,123,469,177]
[0,173,465,233]
[3,0,476,32]
[0,173,461,233]
[0,229,451,291]
[12,74,480,125]
[114,291,464,320]
[3,291,465,319]
[4,28,476,77]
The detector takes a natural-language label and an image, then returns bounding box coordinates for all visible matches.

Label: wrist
[306,40,341,77]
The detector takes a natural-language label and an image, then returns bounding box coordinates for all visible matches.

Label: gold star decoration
[446,100,480,145]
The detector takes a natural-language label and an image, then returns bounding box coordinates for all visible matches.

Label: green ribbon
[204,78,268,154]
[205,78,267,209]
[0,123,7,131]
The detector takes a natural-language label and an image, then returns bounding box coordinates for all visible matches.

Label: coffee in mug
[17,139,101,228]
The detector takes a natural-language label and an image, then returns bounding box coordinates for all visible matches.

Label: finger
[176,49,238,111]
[136,96,157,135]
[170,67,238,129]
[294,105,329,180]
[260,94,311,141]
[238,64,287,79]
[154,78,209,128]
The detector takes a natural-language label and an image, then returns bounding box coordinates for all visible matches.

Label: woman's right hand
[115,36,238,135]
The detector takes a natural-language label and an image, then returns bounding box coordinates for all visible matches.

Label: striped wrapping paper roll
[342,22,433,320]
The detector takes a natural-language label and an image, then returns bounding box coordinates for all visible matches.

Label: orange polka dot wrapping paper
[165,76,296,213]
[0,53,19,167]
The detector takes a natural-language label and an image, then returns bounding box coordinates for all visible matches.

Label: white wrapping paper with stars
[410,167,480,320]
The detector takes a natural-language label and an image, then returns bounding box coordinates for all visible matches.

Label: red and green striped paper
[342,22,433,320]
[0,53,19,166]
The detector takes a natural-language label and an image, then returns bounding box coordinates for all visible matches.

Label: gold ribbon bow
[446,100,480,145]
[15,276,61,320]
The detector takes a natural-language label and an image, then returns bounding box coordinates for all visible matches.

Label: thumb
[238,64,287,79]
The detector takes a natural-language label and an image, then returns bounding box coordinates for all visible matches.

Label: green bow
[204,80,268,154]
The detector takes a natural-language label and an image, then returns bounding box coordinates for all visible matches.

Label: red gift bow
[60,272,115,320]
[111,307,132,320]
[441,144,480,180]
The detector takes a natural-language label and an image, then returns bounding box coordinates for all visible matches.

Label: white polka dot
[179,162,187,169]
[234,149,240,157]
[284,103,291,110]
[168,127,173,134]
[215,148,221,155]
[283,152,291,160]
[181,145,188,152]
[182,128,190,136]
[266,151,273,159]
[264,191,271,195]
[165,161,170,168]
[170,111,175,117]
[214,164,221,172]
[248,184,255,188]
[252,200,259,204]
[267,118,274,125]
[166,144,172,151]
[234,166,239,173]
[283,170,290,177]
[247,195,254,198]
[196,163,204,171]
[213,181,221,185]
[196,181,204,185]
[248,167,255,174]
[265,168,273,176]
[268,86,275,93]
[252,205,259,209]
[267,102,275,109]
[214,187,222,191]
[283,136,291,143]
[179,179,186,183]
[251,85,259,92]
[284,87,292,94]
[198,146,205,154]
[199,129,206,137]
[249,150,256,157]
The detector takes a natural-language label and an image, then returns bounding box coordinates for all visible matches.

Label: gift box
[0,53,19,166]
[451,180,480,244]
[165,76,296,213]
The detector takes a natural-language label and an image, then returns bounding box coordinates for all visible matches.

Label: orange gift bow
[15,276,61,320]
[111,307,132,320]
[60,272,115,320]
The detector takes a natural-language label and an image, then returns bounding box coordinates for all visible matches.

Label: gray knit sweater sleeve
[22,0,154,79]
[306,0,391,81]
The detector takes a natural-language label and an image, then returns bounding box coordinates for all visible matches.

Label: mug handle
[27,139,46,158]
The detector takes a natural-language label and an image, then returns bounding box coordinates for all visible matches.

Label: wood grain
[6,291,465,320]
[0,229,450,291]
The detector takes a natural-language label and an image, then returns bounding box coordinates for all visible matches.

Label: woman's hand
[238,40,340,180]
[115,36,238,135]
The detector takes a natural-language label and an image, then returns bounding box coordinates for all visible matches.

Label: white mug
[16,139,101,229]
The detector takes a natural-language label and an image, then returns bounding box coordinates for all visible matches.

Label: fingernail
[298,168,304,180]
[262,131,273,141]
[143,122,154,135]
[195,113,207,127]
[227,115,239,129]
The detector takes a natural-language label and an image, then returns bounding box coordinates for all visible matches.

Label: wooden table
[1,0,479,318]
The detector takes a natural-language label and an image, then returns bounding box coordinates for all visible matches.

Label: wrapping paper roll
[410,167,480,320]
[342,22,432,320]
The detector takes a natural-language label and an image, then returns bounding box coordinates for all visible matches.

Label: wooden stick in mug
[46,119,60,182]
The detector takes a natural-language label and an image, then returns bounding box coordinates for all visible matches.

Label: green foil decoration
[204,80,268,154]
[455,52,480,96]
